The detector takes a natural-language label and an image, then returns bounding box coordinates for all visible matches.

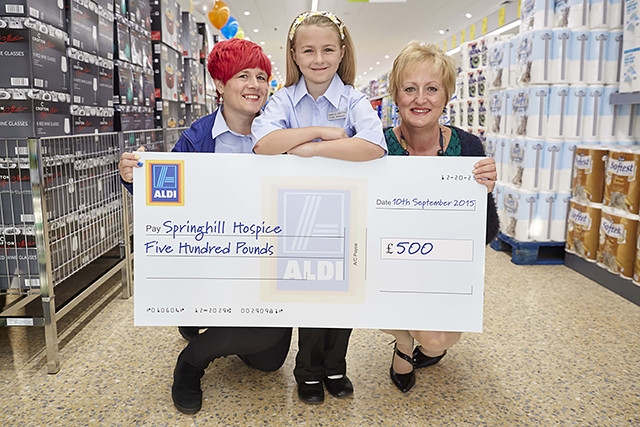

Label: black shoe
[171,350,205,415]
[297,382,324,404]
[390,345,415,393]
[413,346,446,369]
[324,375,354,398]
[178,327,201,342]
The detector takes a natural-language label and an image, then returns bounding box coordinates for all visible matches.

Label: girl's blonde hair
[388,40,457,104]
[285,11,356,87]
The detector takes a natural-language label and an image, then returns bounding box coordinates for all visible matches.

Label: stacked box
[183,59,204,105]
[71,105,115,134]
[68,0,98,55]
[181,11,199,60]
[0,89,71,137]
[98,58,114,107]
[0,17,69,93]
[0,0,66,30]
[68,48,99,107]
[150,0,182,53]
[97,5,115,60]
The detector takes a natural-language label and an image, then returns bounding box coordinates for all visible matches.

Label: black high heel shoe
[390,344,415,393]
[413,346,446,369]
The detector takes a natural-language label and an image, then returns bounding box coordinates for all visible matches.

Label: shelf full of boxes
[363,0,640,305]
[0,0,215,372]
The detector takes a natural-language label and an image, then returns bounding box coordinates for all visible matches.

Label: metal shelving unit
[0,128,186,373]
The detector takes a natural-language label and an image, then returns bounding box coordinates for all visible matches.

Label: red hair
[207,38,272,85]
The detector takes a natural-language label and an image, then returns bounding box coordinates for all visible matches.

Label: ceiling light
[384,55,389,59]
[244,11,250,16]
[465,13,472,19]
[253,28,259,33]
[438,29,448,35]
[376,61,380,65]
[260,41,265,45]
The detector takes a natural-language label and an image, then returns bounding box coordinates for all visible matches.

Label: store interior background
[1,0,640,426]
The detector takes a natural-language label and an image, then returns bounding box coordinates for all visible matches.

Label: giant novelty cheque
[133,153,487,332]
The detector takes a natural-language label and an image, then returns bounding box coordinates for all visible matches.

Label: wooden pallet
[490,232,565,265]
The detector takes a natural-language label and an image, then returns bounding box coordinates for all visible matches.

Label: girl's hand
[119,146,145,183]
[317,126,348,141]
[473,157,497,193]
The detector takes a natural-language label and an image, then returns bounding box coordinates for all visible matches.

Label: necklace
[398,126,444,156]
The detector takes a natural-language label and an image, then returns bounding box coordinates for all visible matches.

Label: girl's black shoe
[390,345,415,393]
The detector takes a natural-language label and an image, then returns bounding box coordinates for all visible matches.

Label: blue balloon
[220,16,238,39]
[270,79,278,87]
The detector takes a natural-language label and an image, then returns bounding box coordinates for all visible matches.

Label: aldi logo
[146,160,184,206]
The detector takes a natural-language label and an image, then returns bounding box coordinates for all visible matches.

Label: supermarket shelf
[609,91,640,105]
[564,252,640,307]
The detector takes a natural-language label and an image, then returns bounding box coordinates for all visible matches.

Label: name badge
[327,110,347,120]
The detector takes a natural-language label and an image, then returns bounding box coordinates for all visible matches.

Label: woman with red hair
[118,38,292,415]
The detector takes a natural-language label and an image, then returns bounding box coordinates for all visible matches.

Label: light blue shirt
[251,74,386,151]
[212,105,256,153]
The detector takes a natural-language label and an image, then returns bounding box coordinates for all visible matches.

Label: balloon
[235,27,245,39]
[220,16,238,39]
[208,1,230,30]
[192,0,214,16]
[270,79,278,88]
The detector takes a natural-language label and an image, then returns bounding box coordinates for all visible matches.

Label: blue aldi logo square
[146,160,184,206]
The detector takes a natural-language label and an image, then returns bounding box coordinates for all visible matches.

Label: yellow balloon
[235,28,245,39]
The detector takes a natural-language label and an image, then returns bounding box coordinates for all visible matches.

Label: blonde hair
[388,40,457,104]
[285,11,356,87]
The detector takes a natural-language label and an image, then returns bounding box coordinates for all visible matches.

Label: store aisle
[1,249,639,427]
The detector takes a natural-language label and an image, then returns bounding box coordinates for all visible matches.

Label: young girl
[251,10,387,404]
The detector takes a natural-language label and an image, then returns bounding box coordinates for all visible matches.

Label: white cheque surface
[133,153,487,331]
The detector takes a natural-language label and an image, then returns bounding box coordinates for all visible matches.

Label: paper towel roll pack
[603,147,640,214]
[572,145,609,203]
[536,190,571,241]
[566,199,602,260]
[502,185,542,241]
[597,206,639,278]
[539,138,565,191]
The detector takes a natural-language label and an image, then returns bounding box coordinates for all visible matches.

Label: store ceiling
[199,0,512,87]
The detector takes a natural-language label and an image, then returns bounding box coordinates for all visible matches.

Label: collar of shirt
[291,74,344,109]
[210,105,251,139]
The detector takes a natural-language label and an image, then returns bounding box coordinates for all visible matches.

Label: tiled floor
[1,249,639,426]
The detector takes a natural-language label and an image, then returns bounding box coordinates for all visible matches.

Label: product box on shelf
[115,14,131,62]
[98,58,114,107]
[113,0,126,17]
[94,0,114,13]
[197,23,211,62]
[184,58,204,105]
[0,246,39,292]
[68,0,98,55]
[68,48,99,106]
[115,104,154,131]
[97,6,114,60]
[114,60,134,105]
[71,106,115,134]
[152,41,182,102]
[139,67,153,108]
[181,11,200,60]
[150,0,181,53]
[129,0,151,31]
[0,0,66,30]
[155,99,185,129]
[186,103,205,124]
[0,17,69,93]
[0,89,71,137]
[130,25,152,68]
[0,153,33,224]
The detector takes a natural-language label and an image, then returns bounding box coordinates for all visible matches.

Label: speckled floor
[1,249,639,426]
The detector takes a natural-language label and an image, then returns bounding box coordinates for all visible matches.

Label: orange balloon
[208,1,230,30]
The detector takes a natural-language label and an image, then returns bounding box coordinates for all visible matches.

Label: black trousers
[293,328,352,383]
[183,327,292,371]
